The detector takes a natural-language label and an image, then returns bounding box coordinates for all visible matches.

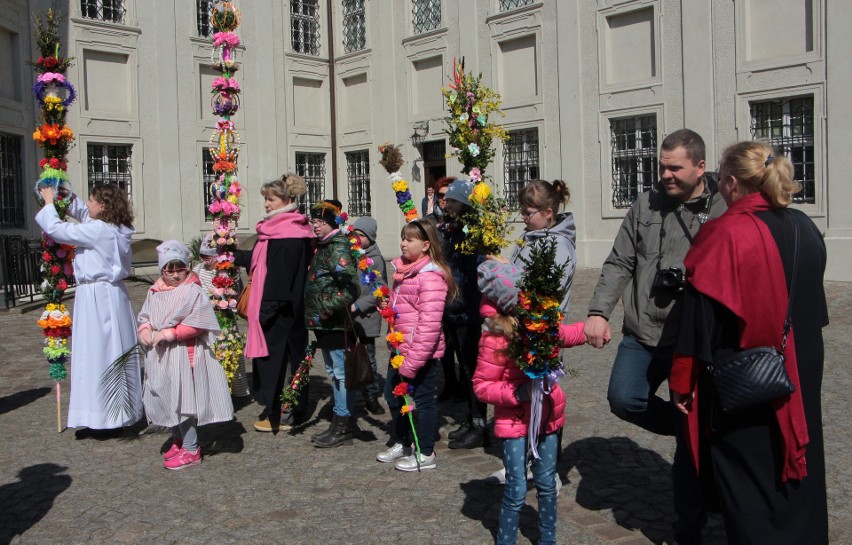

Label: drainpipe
[326,0,339,200]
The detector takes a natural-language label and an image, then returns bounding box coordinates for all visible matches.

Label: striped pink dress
[138,279,234,427]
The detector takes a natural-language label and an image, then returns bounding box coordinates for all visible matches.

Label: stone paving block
[591,523,642,542]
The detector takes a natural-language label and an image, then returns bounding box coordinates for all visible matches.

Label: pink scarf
[392,256,430,282]
[244,211,314,358]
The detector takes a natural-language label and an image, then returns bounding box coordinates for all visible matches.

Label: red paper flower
[42,251,51,262]
[392,382,413,397]
[50,265,60,275]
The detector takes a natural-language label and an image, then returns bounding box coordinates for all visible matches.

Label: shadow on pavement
[562,436,675,544]
[0,387,51,416]
[0,463,71,545]
[459,478,543,544]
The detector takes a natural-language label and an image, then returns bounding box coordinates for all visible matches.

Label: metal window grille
[295,152,327,214]
[412,0,441,34]
[503,128,540,209]
[87,144,133,198]
[0,134,24,228]
[196,0,215,38]
[202,152,216,220]
[342,0,366,53]
[80,0,126,23]
[292,0,321,56]
[749,96,816,204]
[499,0,534,11]
[610,115,658,208]
[346,150,371,217]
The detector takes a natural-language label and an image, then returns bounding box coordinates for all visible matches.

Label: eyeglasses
[163,268,187,275]
[520,209,542,220]
[309,219,326,226]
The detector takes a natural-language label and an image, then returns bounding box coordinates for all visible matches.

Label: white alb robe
[35,198,143,429]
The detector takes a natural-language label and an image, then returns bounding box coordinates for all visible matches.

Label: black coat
[234,237,313,417]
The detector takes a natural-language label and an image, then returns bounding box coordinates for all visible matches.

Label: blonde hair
[400,220,459,302]
[719,141,801,207]
[517,179,571,213]
[486,314,518,341]
[261,172,307,201]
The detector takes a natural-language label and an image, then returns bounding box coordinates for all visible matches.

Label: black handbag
[707,221,799,414]
[344,310,374,390]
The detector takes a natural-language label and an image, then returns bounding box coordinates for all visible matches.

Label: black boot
[364,395,385,415]
[314,414,353,448]
[448,425,485,449]
[310,418,335,443]
[448,421,471,441]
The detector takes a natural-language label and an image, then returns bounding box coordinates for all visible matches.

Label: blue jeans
[497,433,559,545]
[321,348,354,417]
[606,335,706,534]
[384,359,437,456]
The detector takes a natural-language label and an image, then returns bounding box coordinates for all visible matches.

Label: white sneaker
[555,475,562,496]
[394,452,437,472]
[486,467,506,484]
[376,443,406,463]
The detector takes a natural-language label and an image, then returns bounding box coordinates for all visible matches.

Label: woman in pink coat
[472,261,585,545]
[375,220,457,472]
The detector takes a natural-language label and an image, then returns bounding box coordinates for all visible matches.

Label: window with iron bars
[196,0,215,38]
[87,144,133,198]
[749,96,816,205]
[610,115,658,208]
[346,150,371,217]
[503,128,540,209]
[80,0,126,24]
[295,152,326,213]
[292,0,321,56]
[499,0,534,12]
[412,0,441,34]
[342,0,366,53]
[202,152,216,220]
[0,134,24,228]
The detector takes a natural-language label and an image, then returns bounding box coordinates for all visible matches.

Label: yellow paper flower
[391,354,405,369]
[471,182,491,205]
[540,297,560,310]
[391,180,409,193]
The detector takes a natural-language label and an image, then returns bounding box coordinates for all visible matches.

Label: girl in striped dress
[138,240,234,470]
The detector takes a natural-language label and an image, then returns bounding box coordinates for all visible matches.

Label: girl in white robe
[36,185,143,433]
[138,240,233,470]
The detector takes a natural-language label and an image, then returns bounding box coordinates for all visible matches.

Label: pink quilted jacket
[473,299,585,439]
[390,256,448,378]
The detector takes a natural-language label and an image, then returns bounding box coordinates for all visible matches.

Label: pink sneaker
[162,441,183,461]
[163,448,202,470]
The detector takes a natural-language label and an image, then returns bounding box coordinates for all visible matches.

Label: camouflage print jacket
[304,229,359,332]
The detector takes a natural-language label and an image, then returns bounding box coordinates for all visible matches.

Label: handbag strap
[343,305,357,348]
[780,219,800,350]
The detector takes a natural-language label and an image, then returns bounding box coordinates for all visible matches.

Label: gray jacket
[511,212,577,313]
[587,177,726,347]
[351,217,388,339]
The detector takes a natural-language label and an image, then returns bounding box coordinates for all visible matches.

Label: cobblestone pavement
[1,269,849,545]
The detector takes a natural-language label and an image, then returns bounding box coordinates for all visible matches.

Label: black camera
[653,267,685,291]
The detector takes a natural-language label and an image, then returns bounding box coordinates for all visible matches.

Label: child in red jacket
[472,261,584,545]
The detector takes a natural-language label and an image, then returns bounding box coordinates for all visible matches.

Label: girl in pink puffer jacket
[472,261,584,545]
[376,220,458,472]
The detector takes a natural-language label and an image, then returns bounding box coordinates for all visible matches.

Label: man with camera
[585,129,726,545]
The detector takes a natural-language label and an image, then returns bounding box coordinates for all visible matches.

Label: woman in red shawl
[670,141,828,544]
